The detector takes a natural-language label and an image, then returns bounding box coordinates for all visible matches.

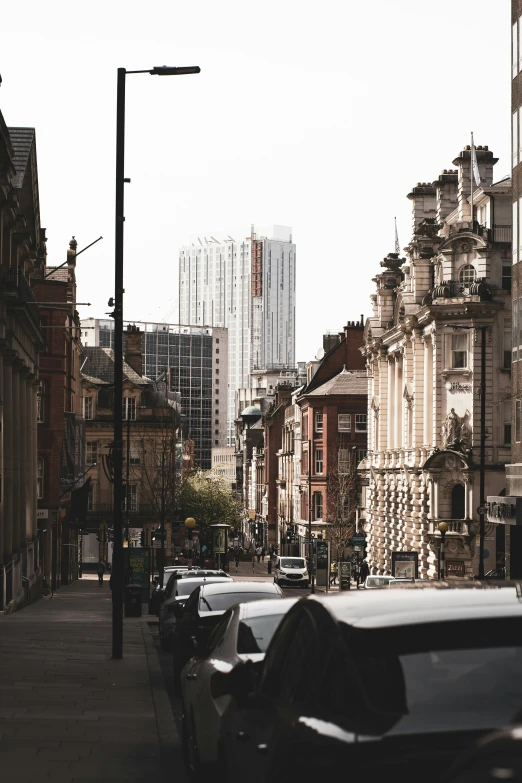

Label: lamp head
[184,517,196,529]
[151,65,201,76]
[438,521,449,535]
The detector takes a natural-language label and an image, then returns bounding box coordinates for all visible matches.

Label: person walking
[329,561,338,586]
[97,560,105,586]
[235,550,240,573]
[359,559,370,587]
[261,547,266,563]
[256,545,262,564]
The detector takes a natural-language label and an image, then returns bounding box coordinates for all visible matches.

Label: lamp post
[184,517,196,568]
[445,324,487,579]
[438,521,449,579]
[112,64,200,660]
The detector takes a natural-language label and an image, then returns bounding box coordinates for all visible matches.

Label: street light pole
[478,326,486,579]
[112,64,200,660]
[438,521,448,579]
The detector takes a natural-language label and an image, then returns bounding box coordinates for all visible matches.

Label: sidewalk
[0,575,182,783]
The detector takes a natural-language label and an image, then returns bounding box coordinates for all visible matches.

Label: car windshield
[199,592,281,612]
[237,614,286,654]
[281,559,305,569]
[340,619,522,736]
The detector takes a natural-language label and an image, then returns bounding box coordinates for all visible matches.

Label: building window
[356,448,367,464]
[37,457,44,499]
[86,441,98,466]
[355,414,367,432]
[451,334,467,369]
[517,400,522,443]
[514,110,519,168]
[129,447,141,466]
[315,449,323,474]
[459,265,476,284]
[37,382,45,423]
[505,330,512,369]
[338,448,350,473]
[84,396,94,420]
[313,492,323,521]
[514,21,519,79]
[122,397,136,421]
[514,201,519,266]
[315,412,323,433]
[502,265,512,292]
[338,414,351,432]
[504,401,512,445]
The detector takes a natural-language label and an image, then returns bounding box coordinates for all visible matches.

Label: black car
[172,580,283,690]
[218,583,522,783]
[149,566,189,615]
[444,723,522,783]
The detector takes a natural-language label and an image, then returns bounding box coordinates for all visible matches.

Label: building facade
[82,319,227,471]
[178,225,296,446]
[0,119,45,611]
[363,145,512,579]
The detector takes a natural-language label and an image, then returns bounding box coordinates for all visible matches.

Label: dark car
[172,580,283,690]
[444,723,522,783]
[158,573,231,650]
[218,583,522,783]
[149,566,189,615]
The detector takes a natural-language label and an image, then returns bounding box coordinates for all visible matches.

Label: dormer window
[459,265,476,285]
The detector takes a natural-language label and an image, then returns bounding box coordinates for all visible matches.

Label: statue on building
[440,408,472,451]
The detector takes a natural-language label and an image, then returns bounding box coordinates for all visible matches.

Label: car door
[185,610,235,764]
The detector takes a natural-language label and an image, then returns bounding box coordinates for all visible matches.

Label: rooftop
[81,347,147,386]
[8,127,35,189]
[305,367,368,397]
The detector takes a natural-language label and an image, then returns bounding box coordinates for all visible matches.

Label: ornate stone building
[362,145,512,579]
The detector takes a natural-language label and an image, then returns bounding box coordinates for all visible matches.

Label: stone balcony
[428,519,470,537]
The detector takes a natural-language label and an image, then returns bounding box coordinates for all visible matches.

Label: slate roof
[8,127,35,188]
[45,267,69,282]
[251,418,264,430]
[81,347,148,386]
[305,368,368,397]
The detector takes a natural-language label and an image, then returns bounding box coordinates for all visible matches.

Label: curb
[141,619,188,782]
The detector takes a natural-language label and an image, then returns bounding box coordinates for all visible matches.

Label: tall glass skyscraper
[178,225,296,445]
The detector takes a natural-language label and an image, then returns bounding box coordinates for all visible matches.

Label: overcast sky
[1,1,509,362]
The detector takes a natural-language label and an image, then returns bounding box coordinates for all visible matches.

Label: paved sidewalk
[0,575,182,783]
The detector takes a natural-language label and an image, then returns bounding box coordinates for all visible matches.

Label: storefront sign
[37,509,49,519]
[391,551,419,579]
[446,559,466,577]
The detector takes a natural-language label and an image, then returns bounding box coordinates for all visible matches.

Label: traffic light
[286,530,292,542]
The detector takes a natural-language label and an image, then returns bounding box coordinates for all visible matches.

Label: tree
[177,471,243,545]
[326,444,358,562]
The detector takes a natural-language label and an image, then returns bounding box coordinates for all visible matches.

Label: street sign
[354,546,362,552]
[352,533,366,545]
[477,505,487,515]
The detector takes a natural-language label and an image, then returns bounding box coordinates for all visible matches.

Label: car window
[199,591,281,612]
[237,613,287,654]
[175,577,227,597]
[261,608,319,705]
[164,573,177,598]
[183,589,200,616]
[341,619,522,735]
[366,577,391,587]
[207,611,233,653]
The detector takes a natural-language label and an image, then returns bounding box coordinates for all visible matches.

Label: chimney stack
[432,169,458,224]
[452,145,498,221]
[406,183,437,235]
[125,324,143,377]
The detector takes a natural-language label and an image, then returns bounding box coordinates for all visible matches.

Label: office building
[178,225,296,446]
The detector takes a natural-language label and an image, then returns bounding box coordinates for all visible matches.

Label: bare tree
[326,443,358,562]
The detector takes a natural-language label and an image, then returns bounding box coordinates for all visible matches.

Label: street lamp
[111,64,200,660]
[445,323,487,579]
[438,521,449,579]
[184,517,197,568]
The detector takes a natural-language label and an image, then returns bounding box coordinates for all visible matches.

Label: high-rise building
[178,225,296,445]
[81,319,227,470]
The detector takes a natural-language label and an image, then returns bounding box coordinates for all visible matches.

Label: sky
[1,0,510,362]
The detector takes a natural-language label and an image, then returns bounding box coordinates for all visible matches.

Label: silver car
[158,573,230,650]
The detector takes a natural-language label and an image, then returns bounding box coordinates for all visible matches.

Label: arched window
[459,264,476,284]
[451,484,465,519]
[37,457,44,499]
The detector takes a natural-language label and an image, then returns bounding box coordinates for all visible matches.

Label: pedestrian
[256,545,262,564]
[97,560,105,586]
[252,550,256,572]
[359,560,370,587]
[330,561,338,586]
[261,547,266,563]
[235,550,240,573]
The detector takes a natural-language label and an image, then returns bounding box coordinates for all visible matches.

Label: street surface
[0,564,343,782]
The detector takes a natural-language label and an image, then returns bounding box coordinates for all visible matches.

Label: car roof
[312,584,522,629]
[279,556,304,560]
[199,580,283,596]
[238,597,298,619]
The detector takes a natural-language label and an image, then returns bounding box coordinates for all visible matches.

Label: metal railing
[493,225,512,244]
[429,520,469,536]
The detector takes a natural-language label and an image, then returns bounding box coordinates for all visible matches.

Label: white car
[363,575,413,589]
[274,556,309,588]
[180,597,297,777]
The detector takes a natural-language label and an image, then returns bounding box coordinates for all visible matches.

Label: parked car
[180,597,298,778]
[273,556,309,588]
[362,575,409,588]
[150,566,189,615]
[158,573,230,650]
[444,723,522,783]
[218,583,522,783]
[172,580,284,689]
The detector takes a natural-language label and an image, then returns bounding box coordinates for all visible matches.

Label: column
[394,354,402,449]
[423,337,433,445]
[27,378,36,543]
[387,356,395,449]
[11,363,21,554]
[0,356,3,565]
[3,358,13,560]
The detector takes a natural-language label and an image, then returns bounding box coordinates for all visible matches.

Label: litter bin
[267,560,272,575]
[125,583,142,617]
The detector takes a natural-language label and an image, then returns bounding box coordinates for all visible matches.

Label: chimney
[406,183,437,235]
[452,145,498,221]
[323,333,340,354]
[432,170,458,224]
[125,324,143,377]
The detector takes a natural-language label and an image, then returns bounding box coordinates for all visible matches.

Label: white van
[274,556,309,588]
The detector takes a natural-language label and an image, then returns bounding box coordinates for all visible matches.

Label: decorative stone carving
[440,408,472,451]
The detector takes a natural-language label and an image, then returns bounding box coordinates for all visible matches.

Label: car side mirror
[210,661,261,706]
[172,602,185,618]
